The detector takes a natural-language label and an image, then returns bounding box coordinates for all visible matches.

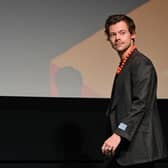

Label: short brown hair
[104,14,136,41]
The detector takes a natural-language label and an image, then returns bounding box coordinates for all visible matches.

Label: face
[108,21,136,53]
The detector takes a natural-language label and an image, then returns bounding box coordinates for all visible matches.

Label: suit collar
[109,49,139,112]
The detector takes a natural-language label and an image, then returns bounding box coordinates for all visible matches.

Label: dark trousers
[104,158,154,168]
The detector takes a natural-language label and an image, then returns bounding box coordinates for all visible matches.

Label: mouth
[115,43,123,48]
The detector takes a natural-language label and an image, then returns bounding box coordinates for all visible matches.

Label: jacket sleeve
[114,57,157,141]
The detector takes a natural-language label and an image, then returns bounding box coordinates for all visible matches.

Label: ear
[131,33,136,40]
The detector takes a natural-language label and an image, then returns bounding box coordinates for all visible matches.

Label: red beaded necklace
[116,45,136,74]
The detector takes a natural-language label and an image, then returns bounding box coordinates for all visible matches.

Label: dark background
[0,96,167,167]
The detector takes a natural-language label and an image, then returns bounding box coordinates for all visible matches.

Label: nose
[115,33,120,40]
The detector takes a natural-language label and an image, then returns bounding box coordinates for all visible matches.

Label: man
[101,14,167,168]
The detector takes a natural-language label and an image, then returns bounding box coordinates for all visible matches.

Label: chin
[116,45,130,53]
[116,47,125,52]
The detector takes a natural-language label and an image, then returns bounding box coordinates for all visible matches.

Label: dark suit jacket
[106,49,167,166]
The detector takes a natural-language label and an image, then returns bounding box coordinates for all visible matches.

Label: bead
[116,46,136,74]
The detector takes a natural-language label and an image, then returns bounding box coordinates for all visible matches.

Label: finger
[101,144,106,154]
[104,149,113,157]
[104,147,112,155]
[111,147,115,156]
[102,143,110,154]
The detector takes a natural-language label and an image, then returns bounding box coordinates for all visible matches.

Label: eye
[119,30,126,35]
[109,32,116,38]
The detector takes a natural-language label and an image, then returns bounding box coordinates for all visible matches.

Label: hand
[101,133,121,156]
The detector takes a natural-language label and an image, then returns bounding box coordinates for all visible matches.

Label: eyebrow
[109,29,128,34]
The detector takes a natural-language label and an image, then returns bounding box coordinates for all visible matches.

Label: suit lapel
[110,74,120,110]
[110,49,138,111]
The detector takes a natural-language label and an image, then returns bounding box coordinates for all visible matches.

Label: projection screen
[0,0,167,98]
